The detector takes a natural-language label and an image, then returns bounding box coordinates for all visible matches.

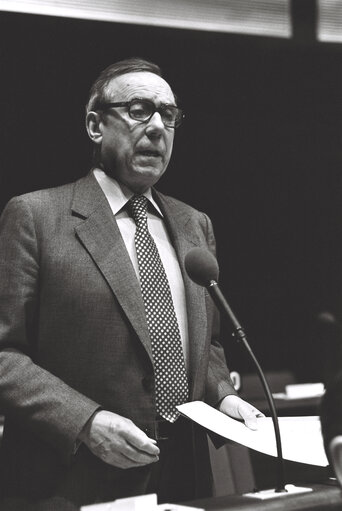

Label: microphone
[184,246,219,285]
[185,247,287,494]
[185,248,246,338]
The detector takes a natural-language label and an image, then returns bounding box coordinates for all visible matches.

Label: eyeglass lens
[129,100,180,127]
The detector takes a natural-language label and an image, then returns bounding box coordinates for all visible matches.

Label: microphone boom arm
[209,280,286,493]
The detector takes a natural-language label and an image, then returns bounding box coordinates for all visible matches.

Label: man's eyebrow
[131,97,178,107]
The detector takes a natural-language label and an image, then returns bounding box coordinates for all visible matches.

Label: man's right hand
[79,410,160,469]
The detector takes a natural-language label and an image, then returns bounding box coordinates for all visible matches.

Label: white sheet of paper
[81,493,204,511]
[177,401,328,467]
[81,494,158,511]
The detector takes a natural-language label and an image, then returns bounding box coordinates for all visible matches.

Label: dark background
[1,7,342,384]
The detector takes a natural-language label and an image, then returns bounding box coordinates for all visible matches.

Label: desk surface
[185,483,342,510]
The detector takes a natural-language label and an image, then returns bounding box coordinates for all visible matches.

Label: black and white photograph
[0,1,342,510]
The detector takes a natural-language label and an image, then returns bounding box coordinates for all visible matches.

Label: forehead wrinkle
[105,73,175,105]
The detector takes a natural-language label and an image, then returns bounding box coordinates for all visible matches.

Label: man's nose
[145,112,165,137]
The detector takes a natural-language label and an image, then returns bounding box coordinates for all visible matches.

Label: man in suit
[0,58,262,507]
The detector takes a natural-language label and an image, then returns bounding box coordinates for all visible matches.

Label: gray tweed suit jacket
[0,171,235,503]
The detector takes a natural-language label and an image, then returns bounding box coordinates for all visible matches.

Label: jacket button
[142,376,154,392]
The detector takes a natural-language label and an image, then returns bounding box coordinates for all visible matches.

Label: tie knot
[129,195,148,224]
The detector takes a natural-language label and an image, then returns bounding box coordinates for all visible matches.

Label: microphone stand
[184,247,314,498]
[209,279,316,498]
[208,280,287,494]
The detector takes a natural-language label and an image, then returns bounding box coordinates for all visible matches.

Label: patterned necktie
[129,194,189,422]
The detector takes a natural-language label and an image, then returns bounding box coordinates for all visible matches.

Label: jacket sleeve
[202,213,238,405]
[0,197,100,464]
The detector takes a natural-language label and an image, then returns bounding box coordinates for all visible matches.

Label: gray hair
[86,57,163,114]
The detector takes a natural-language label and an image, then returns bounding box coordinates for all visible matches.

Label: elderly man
[0,57,261,507]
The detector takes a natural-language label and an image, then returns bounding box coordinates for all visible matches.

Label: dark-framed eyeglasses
[96,98,184,128]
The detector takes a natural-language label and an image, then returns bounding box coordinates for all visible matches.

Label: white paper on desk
[177,401,328,467]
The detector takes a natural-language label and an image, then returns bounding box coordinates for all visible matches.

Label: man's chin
[123,165,167,192]
[134,164,166,181]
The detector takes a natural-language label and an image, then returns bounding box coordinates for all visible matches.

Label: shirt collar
[93,168,163,217]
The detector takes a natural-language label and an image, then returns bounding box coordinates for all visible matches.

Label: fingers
[219,395,264,430]
[102,441,159,469]
[239,408,260,430]
[238,404,265,430]
[81,410,160,469]
[125,426,160,456]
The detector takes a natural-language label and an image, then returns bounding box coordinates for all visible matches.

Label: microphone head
[184,247,219,287]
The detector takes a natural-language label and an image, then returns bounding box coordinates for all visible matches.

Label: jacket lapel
[71,174,209,392]
[153,191,208,399]
[71,172,153,363]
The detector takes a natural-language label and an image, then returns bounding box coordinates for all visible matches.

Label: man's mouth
[136,150,162,158]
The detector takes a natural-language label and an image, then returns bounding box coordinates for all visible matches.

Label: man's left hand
[219,395,264,430]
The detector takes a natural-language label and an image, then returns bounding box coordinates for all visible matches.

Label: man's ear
[86,111,103,145]
[330,436,342,485]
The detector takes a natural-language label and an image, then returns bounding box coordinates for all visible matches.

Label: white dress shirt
[93,168,189,370]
